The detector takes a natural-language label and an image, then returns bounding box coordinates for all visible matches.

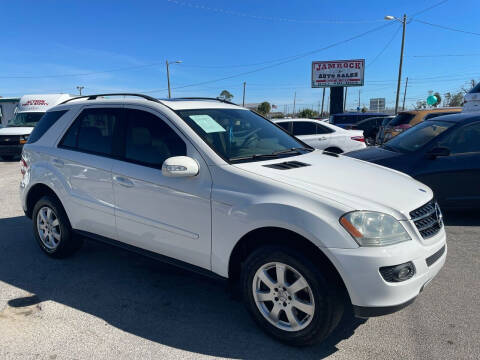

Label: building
[370,98,386,112]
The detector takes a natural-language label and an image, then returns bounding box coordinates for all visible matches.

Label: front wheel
[241,246,344,346]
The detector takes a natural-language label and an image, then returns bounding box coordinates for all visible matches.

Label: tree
[298,109,319,118]
[415,100,427,110]
[257,102,271,115]
[449,92,464,107]
[218,90,234,102]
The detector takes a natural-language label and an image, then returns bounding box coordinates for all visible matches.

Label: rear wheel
[32,195,83,258]
[241,246,344,346]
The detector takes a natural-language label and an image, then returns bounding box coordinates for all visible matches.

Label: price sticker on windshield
[189,115,226,133]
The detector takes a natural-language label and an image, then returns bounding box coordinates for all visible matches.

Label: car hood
[0,127,33,136]
[345,146,402,162]
[233,150,432,220]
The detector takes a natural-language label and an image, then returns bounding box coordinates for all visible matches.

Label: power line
[0,62,165,79]
[367,24,402,67]
[142,22,395,94]
[411,53,480,58]
[165,0,383,24]
[414,19,480,36]
[410,0,449,17]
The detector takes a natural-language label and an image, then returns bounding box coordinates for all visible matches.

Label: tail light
[351,136,365,142]
[20,158,28,176]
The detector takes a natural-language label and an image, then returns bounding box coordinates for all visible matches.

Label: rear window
[27,110,68,144]
[470,83,480,93]
[389,113,415,126]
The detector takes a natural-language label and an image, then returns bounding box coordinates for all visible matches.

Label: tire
[32,195,83,258]
[1,155,15,161]
[241,246,344,346]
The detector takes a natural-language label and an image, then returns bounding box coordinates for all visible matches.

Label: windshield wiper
[230,153,279,162]
[271,147,312,155]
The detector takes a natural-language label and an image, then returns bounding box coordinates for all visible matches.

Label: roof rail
[169,97,237,106]
[59,93,161,105]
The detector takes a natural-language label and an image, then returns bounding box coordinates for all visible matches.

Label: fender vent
[322,150,340,157]
[263,161,310,170]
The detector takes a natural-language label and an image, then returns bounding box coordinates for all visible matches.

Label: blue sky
[1,0,479,111]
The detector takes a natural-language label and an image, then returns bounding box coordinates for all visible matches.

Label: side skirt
[73,229,228,284]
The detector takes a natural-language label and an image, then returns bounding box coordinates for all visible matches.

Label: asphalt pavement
[0,160,479,359]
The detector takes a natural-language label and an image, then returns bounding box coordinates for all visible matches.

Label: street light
[385,14,407,114]
[166,60,182,99]
[76,86,84,96]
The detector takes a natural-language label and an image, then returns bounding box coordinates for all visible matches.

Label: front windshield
[8,112,44,127]
[383,120,455,153]
[176,108,311,163]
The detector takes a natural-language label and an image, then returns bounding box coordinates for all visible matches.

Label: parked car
[381,107,462,144]
[463,82,480,113]
[376,116,396,145]
[346,112,480,209]
[0,93,72,160]
[353,116,394,146]
[329,112,388,129]
[273,118,366,153]
[20,94,446,346]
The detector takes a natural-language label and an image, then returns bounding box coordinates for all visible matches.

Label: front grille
[426,245,446,267]
[0,135,20,145]
[410,199,443,239]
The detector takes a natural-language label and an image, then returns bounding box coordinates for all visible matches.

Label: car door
[416,121,480,209]
[111,106,213,269]
[56,106,121,239]
[292,121,330,149]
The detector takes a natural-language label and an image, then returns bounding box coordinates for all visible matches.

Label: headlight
[340,211,411,246]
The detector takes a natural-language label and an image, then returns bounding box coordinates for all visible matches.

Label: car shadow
[0,215,365,359]
[443,210,480,227]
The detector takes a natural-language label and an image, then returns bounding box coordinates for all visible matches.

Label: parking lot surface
[0,160,479,360]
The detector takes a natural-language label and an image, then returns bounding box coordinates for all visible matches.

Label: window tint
[277,121,291,132]
[124,109,186,168]
[384,120,454,153]
[438,122,480,155]
[423,112,453,121]
[316,123,334,134]
[59,108,120,156]
[389,113,415,126]
[27,110,68,144]
[292,121,317,135]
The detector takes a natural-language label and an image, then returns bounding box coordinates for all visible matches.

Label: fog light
[379,262,416,282]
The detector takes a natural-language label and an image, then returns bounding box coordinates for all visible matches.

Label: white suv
[20,94,446,346]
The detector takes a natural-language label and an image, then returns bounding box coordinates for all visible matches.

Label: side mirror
[427,147,450,159]
[162,156,199,177]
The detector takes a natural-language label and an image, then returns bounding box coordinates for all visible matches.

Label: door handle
[318,137,327,140]
[52,159,64,168]
[113,175,134,188]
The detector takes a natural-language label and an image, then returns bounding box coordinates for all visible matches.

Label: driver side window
[438,122,480,155]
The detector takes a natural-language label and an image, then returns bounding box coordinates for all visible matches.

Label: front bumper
[0,144,23,157]
[327,229,447,317]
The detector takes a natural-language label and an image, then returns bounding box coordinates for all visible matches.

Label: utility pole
[293,92,296,116]
[242,82,246,107]
[76,86,84,96]
[321,88,325,116]
[166,60,182,99]
[402,77,409,111]
[358,89,361,109]
[385,14,407,114]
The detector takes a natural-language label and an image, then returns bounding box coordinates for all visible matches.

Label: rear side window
[292,121,317,135]
[316,124,334,134]
[276,121,292,132]
[27,110,68,144]
[59,108,121,156]
[389,113,415,126]
[124,109,186,168]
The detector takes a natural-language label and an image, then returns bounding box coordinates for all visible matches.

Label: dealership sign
[311,59,365,88]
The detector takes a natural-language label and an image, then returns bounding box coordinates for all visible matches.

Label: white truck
[0,94,72,160]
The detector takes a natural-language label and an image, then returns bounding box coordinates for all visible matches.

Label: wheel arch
[25,183,63,219]
[228,226,350,303]
[324,147,343,154]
